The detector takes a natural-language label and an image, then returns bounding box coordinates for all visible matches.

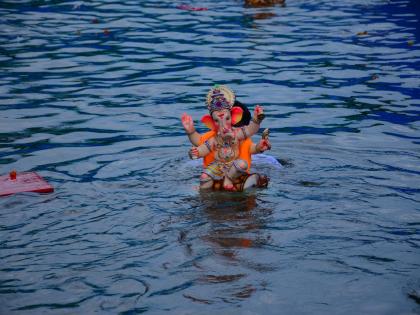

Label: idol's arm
[250,139,271,154]
[250,143,259,154]
[181,113,201,146]
[188,138,214,159]
[237,105,265,141]
[187,131,201,147]
[250,128,271,154]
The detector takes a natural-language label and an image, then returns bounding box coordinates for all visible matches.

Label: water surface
[0,0,419,314]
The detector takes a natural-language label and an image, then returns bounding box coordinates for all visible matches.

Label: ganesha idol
[181,85,271,191]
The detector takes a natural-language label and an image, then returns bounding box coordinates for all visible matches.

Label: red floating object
[0,171,54,197]
[177,4,208,11]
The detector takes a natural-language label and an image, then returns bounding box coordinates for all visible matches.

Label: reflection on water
[177,192,274,304]
[0,0,419,313]
[200,192,272,263]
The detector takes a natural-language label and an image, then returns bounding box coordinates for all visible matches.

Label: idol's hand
[257,138,271,152]
[253,105,265,123]
[188,147,200,160]
[181,113,195,134]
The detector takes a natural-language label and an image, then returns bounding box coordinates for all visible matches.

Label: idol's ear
[201,114,217,130]
[231,106,243,125]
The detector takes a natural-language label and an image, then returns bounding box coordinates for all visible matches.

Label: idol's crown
[206,85,236,113]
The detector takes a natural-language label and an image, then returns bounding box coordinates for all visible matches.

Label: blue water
[1,0,419,314]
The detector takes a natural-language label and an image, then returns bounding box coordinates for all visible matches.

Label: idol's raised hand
[253,105,265,123]
[181,113,195,134]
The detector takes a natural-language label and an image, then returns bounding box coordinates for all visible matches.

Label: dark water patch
[149,281,193,297]
[183,293,213,305]
[120,307,149,315]
[353,255,396,263]
[407,290,420,305]
[299,180,322,187]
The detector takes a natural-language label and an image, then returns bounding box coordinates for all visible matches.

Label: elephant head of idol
[201,85,243,140]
